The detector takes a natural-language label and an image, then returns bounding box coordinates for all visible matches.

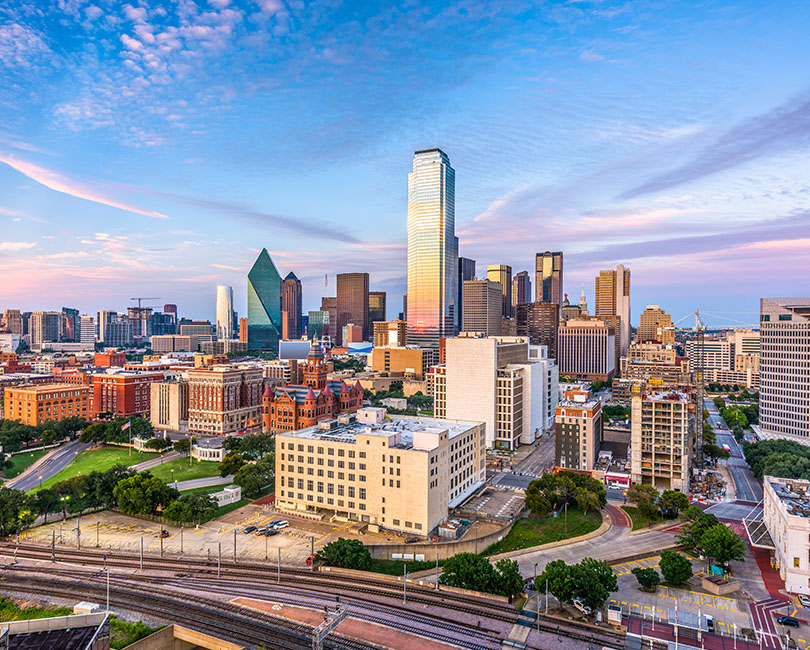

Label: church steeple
[302,340,328,390]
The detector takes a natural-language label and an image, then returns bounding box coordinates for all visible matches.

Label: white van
[274,521,289,530]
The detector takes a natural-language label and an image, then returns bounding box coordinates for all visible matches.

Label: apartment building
[275,407,486,536]
[638,306,674,344]
[557,319,616,381]
[3,383,90,426]
[433,333,558,450]
[462,279,503,336]
[187,364,264,435]
[760,298,810,439]
[630,388,693,491]
[555,388,602,472]
[763,476,810,594]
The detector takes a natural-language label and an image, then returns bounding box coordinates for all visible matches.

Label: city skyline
[2,1,809,327]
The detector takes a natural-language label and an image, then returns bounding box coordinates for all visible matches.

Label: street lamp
[60,495,70,521]
[38,475,43,489]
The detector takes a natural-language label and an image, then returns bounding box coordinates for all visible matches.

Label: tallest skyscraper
[406,148,458,348]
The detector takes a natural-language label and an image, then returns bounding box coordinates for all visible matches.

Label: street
[6,440,90,491]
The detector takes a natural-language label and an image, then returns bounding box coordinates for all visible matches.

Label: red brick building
[263,344,363,434]
[3,383,90,426]
[94,351,127,368]
[92,371,164,417]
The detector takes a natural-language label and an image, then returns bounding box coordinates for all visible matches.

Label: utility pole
[403,564,407,603]
[76,516,81,550]
[96,521,99,548]
[180,526,184,554]
[106,566,110,613]
[233,528,237,562]
[218,542,221,578]
[51,529,55,563]
[545,579,548,614]
[435,553,439,590]
[140,537,143,571]
[311,537,315,572]
[277,547,281,583]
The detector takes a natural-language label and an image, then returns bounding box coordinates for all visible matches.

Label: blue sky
[1,0,809,328]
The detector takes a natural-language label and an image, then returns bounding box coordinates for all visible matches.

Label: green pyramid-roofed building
[248,248,282,351]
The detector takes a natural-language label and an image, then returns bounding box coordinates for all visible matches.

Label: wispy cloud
[0,241,36,251]
[622,92,810,199]
[0,155,168,219]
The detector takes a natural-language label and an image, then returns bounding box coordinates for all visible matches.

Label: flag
[121,420,131,431]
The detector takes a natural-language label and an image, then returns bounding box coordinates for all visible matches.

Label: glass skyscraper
[535,251,563,305]
[406,148,458,348]
[216,285,234,340]
[247,248,282,351]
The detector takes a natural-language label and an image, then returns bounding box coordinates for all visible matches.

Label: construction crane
[129,298,161,338]
[130,297,160,310]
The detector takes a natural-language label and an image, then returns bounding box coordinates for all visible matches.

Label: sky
[1,0,809,329]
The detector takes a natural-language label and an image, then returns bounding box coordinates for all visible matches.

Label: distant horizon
[1,1,808,327]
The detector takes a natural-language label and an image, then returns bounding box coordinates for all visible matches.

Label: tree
[536,558,616,612]
[632,567,660,592]
[713,397,725,409]
[315,538,371,570]
[524,481,553,517]
[704,443,730,460]
[0,487,31,536]
[222,433,275,459]
[535,559,573,607]
[173,438,191,454]
[233,455,274,498]
[575,488,601,513]
[658,491,689,519]
[219,453,247,477]
[676,511,720,554]
[627,484,659,523]
[659,550,692,585]
[113,473,178,515]
[700,524,745,569]
[163,493,217,523]
[145,437,172,451]
[494,558,525,599]
[441,553,500,594]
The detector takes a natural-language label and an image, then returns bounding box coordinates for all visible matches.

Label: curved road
[705,400,762,503]
[6,440,90,491]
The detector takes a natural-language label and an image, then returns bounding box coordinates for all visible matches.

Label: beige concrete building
[462,279,503,336]
[625,342,678,364]
[620,342,691,388]
[686,339,733,371]
[638,305,674,344]
[368,346,435,380]
[436,333,558,450]
[151,335,198,353]
[557,318,616,381]
[275,407,486,536]
[555,388,602,471]
[187,364,264,434]
[763,476,810,595]
[150,379,189,431]
[630,388,693,490]
[594,265,631,358]
[373,320,407,347]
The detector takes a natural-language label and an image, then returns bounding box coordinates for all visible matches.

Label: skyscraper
[281,272,303,340]
[760,297,810,440]
[638,305,674,344]
[79,314,96,347]
[516,302,560,359]
[535,251,563,305]
[2,309,23,335]
[406,148,458,348]
[61,307,79,342]
[512,271,532,309]
[216,285,235,341]
[369,291,386,325]
[594,264,631,357]
[457,257,476,331]
[247,248,282,351]
[462,279,503,336]
[336,272,369,344]
[30,311,61,347]
[487,264,513,318]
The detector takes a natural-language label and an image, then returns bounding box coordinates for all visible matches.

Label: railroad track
[0,571,377,650]
[0,542,519,623]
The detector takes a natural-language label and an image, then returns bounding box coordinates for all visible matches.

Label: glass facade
[308,310,330,340]
[216,285,234,340]
[247,248,282,351]
[487,264,513,318]
[406,148,457,349]
[535,251,563,305]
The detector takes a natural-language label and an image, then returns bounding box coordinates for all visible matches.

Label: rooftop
[768,477,810,518]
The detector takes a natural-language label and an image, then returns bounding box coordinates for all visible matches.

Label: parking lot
[20,501,414,565]
[462,489,525,520]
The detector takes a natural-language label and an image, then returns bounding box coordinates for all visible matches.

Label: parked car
[798,595,810,609]
[255,527,268,535]
[305,553,317,565]
[243,526,257,534]
[263,529,279,536]
[274,521,289,530]
[404,537,420,544]
[572,599,592,615]
[778,616,800,628]
[159,529,170,538]
[705,615,714,632]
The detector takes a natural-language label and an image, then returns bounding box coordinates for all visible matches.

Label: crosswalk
[749,596,790,649]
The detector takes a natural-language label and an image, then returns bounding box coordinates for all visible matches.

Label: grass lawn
[3,449,48,479]
[0,596,72,622]
[110,616,162,649]
[147,458,221,484]
[30,446,159,493]
[621,505,661,531]
[368,558,438,576]
[482,506,602,555]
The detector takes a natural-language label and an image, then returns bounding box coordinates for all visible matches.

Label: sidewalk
[129,451,184,471]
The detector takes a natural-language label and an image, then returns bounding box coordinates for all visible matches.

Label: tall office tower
[97,310,117,344]
[437,334,559,450]
[462,279,503,336]
[247,248,282,351]
[760,298,810,439]
[368,291,386,326]
[512,271,532,309]
[487,265,513,318]
[515,302,560,359]
[406,148,458,348]
[373,319,407,347]
[2,309,23,334]
[308,310,330,340]
[163,304,177,317]
[215,285,235,341]
[638,305,674,344]
[336,272,369,344]
[535,251,563,305]
[79,314,95,347]
[127,307,153,338]
[577,286,589,317]
[402,294,407,322]
[560,295,581,322]
[321,297,337,342]
[557,318,616,381]
[594,265,631,357]
[61,307,80,341]
[30,311,61,347]
[105,318,133,347]
[238,317,248,342]
[631,388,692,490]
[457,257,476,331]
[281,272,303,340]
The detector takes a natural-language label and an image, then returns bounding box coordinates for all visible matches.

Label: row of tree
[0,416,88,469]
[627,484,690,522]
[632,551,693,592]
[537,557,617,611]
[676,506,744,570]
[744,439,810,481]
[79,417,154,444]
[524,471,607,517]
